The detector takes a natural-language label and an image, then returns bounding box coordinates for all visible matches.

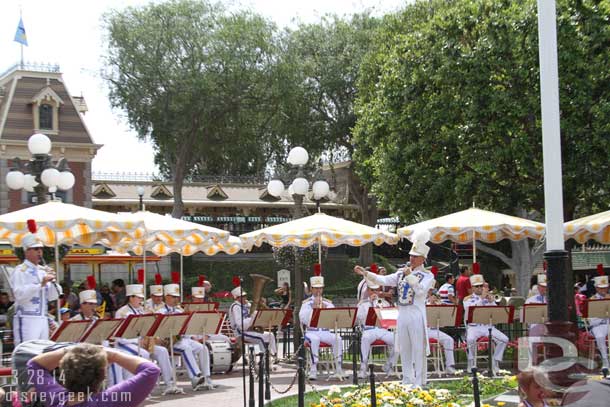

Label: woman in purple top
[27,343,160,406]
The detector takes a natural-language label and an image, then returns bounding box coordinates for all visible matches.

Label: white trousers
[591,324,610,367]
[427,328,455,367]
[466,325,508,362]
[117,340,173,386]
[13,315,49,345]
[241,330,277,355]
[397,308,426,386]
[175,338,211,377]
[360,327,396,369]
[304,329,343,372]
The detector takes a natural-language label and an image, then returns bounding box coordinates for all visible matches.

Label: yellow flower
[498,403,506,406]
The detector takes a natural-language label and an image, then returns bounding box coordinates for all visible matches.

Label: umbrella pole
[318,236,322,266]
[143,249,147,298]
[55,239,60,321]
[472,229,477,263]
[180,254,184,303]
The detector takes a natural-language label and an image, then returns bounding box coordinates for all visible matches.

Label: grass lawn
[268,376,518,407]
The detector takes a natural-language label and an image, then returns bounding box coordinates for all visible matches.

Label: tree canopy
[354,0,610,223]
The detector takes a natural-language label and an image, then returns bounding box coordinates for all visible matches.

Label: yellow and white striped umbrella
[398,208,546,243]
[102,211,237,256]
[239,212,399,250]
[0,201,145,247]
[564,209,610,244]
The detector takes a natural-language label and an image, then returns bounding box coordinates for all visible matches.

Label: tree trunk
[171,167,185,218]
[291,194,305,351]
[359,191,377,266]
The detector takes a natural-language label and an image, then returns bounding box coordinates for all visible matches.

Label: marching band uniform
[299,272,343,380]
[463,274,508,372]
[425,293,456,373]
[356,281,395,378]
[10,233,62,344]
[145,285,165,313]
[525,274,547,335]
[155,284,213,390]
[115,284,179,395]
[228,284,278,357]
[362,230,435,386]
[589,275,610,369]
[192,286,231,345]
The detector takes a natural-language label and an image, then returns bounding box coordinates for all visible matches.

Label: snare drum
[206,340,234,373]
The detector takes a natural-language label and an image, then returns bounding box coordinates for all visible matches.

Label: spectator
[27,343,160,407]
[274,282,292,309]
[455,266,472,304]
[60,283,79,314]
[99,284,115,317]
[0,292,13,314]
[438,274,457,304]
[517,368,552,407]
[111,279,126,308]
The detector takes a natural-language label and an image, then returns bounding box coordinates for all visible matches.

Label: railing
[92,171,267,184]
[0,62,60,78]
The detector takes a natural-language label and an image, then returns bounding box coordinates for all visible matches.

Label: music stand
[585,298,610,370]
[468,305,515,377]
[373,307,398,329]
[181,311,224,337]
[183,302,219,312]
[50,320,91,342]
[148,313,191,395]
[521,304,548,325]
[113,314,159,358]
[81,319,123,344]
[310,307,357,381]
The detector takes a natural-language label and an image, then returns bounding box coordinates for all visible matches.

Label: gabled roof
[92,183,116,199]
[206,184,228,200]
[258,188,281,202]
[30,86,64,105]
[150,184,173,199]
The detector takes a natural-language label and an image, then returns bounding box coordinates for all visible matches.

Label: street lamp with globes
[5,133,75,204]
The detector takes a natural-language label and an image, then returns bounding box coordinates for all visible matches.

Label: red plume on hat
[472,262,480,275]
[137,268,144,284]
[313,263,321,276]
[232,276,241,287]
[198,275,206,287]
[543,261,547,271]
[86,275,96,290]
[431,266,439,278]
[597,264,605,276]
[27,219,37,234]
[171,271,180,284]
[370,263,378,274]
[154,273,162,285]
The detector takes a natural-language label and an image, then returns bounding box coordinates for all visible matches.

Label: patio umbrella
[104,211,239,299]
[564,209,610,244]
[397,207,546,262]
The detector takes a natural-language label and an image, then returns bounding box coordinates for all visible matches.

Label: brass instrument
[249,273,273,316]
[374,298,385,308]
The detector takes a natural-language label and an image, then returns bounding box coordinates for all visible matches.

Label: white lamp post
[5,133,75,204]
[136,185,145,211]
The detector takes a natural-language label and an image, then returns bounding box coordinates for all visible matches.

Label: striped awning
[564,210,610,244]
[239,212,399,250]
[398,208,545,243]
[0,201,145,247]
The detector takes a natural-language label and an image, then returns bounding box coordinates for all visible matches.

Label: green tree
[354,0,610,294]
[282,13,381,264]
[103,0,283,217]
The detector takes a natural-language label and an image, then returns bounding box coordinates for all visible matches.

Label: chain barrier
[266,344,303,395]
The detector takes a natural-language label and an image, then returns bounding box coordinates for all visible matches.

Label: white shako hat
[23,219,44,249]
[310,263,324,288]
[79,290,98,304]
[164,284,180,297]
[149,285,163,296]
[231,276,246,298]
[470,274,485,287]
[594,275,609,288]
[192,286,205,298]
[126,284,145,298]
[408,228,431,258]
[537,274,547,287]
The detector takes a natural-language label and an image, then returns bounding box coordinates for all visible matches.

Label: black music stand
[310,307,357,381]
[467,305,515,377]
[50,320,90,342]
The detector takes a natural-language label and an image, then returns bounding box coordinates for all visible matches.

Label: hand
[105,348,117,364]
[42,272,56,285]
[354,265,366,276]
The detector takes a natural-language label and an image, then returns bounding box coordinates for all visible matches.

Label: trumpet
[374,298,385,308]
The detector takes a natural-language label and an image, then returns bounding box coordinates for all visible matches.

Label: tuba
[249,273,273,316]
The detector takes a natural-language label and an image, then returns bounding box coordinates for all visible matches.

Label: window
[39,104,53,129]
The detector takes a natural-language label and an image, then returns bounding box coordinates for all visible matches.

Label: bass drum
[206,340,234,374]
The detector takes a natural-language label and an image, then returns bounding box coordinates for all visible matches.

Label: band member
[463,273,508,373]
[145,285,165,312]
[426,290,456,374]
[10,221,62,344]
[191,287,232,345]
[589,272,610,369]
[355,228,435,386]
[438,274,457,305]
[115,284,180,395]
[356,281,395,378]
[228,278,278,360]
[300,265,344,380]
[70,290,100,321]
[156,284,214,390]
[525,275,547,305]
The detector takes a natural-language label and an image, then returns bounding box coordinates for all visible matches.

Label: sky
[1,0,406,174]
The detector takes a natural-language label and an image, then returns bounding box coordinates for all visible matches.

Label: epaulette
[463,295,472,302]
[302,298,311,305]
[16,264,27,272]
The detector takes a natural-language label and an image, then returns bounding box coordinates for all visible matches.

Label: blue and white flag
[14,17,28,46]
